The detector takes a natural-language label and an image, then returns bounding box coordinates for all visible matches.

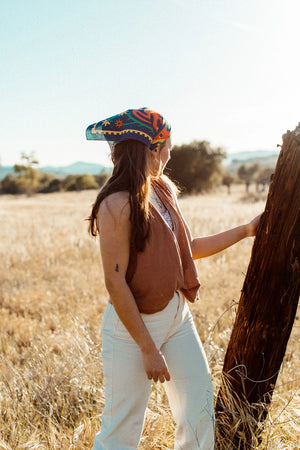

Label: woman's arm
[173,194,261,259]
[98,192,170,383]
[190,215,260,259]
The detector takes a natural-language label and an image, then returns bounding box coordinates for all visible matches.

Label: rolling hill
[0,161,112,180]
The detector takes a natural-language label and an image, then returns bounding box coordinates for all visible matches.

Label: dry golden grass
[0,185,299,449]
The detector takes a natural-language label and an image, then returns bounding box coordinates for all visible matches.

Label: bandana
[86,107,171,150]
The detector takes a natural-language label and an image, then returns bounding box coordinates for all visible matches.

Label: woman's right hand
[141,347,171,383]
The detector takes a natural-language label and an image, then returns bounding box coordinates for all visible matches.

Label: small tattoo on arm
[115,264,119,272]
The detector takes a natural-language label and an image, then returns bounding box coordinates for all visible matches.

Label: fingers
[164,369,171,382]
[146,367,170,383]
[251,213,263,236]
[147,367,170,383]
[158,371,170,383]
[246,213,263,237]
[142,349,171,383]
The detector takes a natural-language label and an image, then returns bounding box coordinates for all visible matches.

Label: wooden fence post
[216,124,300,447]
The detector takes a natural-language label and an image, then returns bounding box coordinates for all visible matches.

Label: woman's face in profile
[159,135,172,169]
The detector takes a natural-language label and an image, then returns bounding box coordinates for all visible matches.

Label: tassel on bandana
[86,107,171,150]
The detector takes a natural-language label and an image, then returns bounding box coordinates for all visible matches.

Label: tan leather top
[125,179,200,313]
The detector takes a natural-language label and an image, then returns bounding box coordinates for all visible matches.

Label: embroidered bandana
[86,107,171,150]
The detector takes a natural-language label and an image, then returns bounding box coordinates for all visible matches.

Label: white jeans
[93,292,215,450]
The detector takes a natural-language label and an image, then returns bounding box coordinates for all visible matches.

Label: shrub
[63,174,98,191]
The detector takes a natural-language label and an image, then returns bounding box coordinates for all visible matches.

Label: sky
[0,0,299,167]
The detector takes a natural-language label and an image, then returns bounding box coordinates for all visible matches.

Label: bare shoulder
[98,191,130,224]
[98,192,131,261]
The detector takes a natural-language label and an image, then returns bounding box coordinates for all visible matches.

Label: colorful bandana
[86,107,171,150]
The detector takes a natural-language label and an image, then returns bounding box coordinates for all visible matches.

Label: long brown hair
[88,139,152,251]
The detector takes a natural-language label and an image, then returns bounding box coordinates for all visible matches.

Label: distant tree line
[0,153,110,196]
[220,163,274,194]
[0,146,275,196]
[236,163,274,192]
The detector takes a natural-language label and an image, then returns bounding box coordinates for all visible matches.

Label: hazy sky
[1,0,299,167]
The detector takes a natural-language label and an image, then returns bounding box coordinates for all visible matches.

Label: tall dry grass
[0,185,299,449]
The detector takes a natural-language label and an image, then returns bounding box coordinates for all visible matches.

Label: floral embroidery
[115,119,123,128]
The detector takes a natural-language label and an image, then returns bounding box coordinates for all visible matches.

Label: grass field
[0,186,299,449]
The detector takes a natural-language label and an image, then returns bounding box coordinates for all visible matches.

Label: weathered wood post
[216,124,300,447]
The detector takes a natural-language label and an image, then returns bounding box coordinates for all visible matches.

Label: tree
[1,152,40,195]
[237,163,261,192]
[13,152,40,195]
[166,141,226,193]
[1,173,19,194]
[63,174,98,191]
[256,167,274,192]
[39,176,62,193]
[222,173,235,194]
[216,126,300,447]
[95,171,110,188]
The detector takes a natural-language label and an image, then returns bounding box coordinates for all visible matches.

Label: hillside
[224,150,279,174]
[0,161,112,180]
[40,161,112,177]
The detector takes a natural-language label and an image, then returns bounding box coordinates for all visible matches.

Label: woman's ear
[150,148,159,160]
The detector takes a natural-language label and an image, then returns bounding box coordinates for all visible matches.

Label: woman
[86,108,260,450]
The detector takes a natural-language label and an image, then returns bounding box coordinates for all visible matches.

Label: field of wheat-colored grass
[0,185,299,449]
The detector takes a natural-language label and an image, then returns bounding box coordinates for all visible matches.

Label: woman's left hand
[246,213,263,237]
